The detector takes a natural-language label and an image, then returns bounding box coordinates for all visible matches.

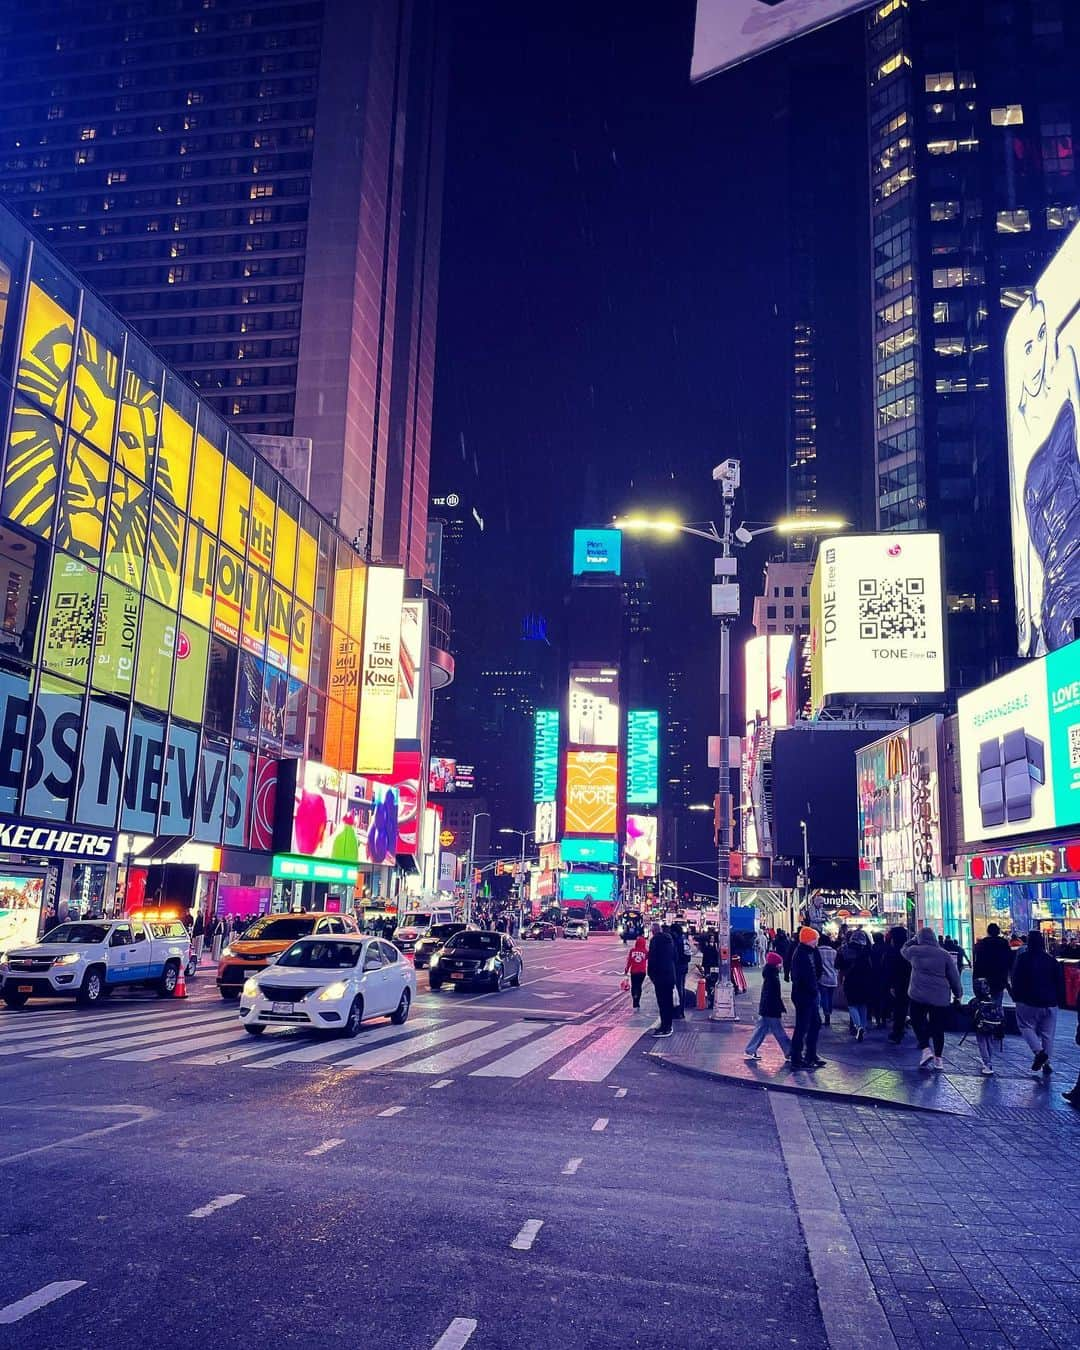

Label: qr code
[1069,724,1080,771]
[858,577,927,640]
[47,589,96,650]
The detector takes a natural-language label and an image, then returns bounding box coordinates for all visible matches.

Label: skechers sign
[0,815,116,861]
[572,529,621,577]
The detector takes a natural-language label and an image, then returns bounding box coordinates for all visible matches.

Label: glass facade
[0,203,376,850]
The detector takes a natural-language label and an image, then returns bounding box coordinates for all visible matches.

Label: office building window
[996,209,1031,233]
[1048,204,1080,230]
[926,73,955,93]
[990,105,1024,126]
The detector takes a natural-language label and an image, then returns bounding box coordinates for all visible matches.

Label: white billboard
[1005,222,1080,657]
[692,0,878,83]
[395,599,427,741]
[567,666,620,748]
[534,800,557,846]
[810,533,946,709]
[744,634,794,731]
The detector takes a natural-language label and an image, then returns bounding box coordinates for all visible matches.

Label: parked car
[413,922,469,969]
[526,921,557,941]
[564,918,589,940]
[0,917,191,1007]
[217,912,358,999]
[392,906,456,954]
[240,936,415,1037]
[428,931,523,992]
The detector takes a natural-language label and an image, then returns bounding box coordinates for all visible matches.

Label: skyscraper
[0,0,446,575]
[865,0,1080,686]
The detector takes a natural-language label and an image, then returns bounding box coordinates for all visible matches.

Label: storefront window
[204,636,237,738]
[0,524,49,666]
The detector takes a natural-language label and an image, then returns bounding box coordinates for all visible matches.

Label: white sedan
[239,936,415,1038]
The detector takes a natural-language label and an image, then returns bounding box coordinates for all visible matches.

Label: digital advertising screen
[571,528,621,577]
[534,800,557,845]
[560,871,616,903]
[429,757,457,794]
[395,599,426,742]
[533,709,560,802]
[564,751,618,836]
[568,665,620,748]
[957,641,1080,844]
[810,533,946,711]
[560,837,617,865]
[625,814,658,868]
[626,709,659,805]
[692,0,878,82]
[744,634,795,731]
[1005,222,1080,657]
[355,565,405,775]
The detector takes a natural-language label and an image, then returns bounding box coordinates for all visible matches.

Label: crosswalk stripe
[181,1035,307,1066]
[28,1014,241,1060]
[104,1027,256,1061]
[548,1025,649,1082]
[0,1005,227,1049]
[469,1022,595,1078]
[333,1019,494,1071]
[0,1009,234,1057]
[396,1022,536,1075]
[239,1018,441,1068]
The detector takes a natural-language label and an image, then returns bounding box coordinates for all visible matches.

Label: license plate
[18,984,32,993]
[450,973,464,981]
[271,1001,293,1014]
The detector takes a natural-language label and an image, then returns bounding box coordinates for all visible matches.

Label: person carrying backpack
[968,976,1005,1076]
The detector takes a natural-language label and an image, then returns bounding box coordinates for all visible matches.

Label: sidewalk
[648,968,1080,1117]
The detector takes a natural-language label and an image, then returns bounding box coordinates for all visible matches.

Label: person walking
[1011,929,1066,1076]
[670,921,691,1020]
[870,931,888,1027]
[772,930,792,984]
[210,915,226,963]
[700,931,720,1007]
[968,977,1006,1076]
[191,910,205,967]
[624,935,648,1011]
[789,927,825,1070]
[883,926,912,1043]
[973,922,1014,1010]
[647,922,677,1039]
[744,952,793,1060]
[837,930,874,1040]
[902,928,962,1070]
[817,936,838,1027]
[1061,990,1080,1107]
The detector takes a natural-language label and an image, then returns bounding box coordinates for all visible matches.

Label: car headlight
[429,953,440,967]
[242,977,259,998]
[221,946,234,958]
[55,953,83,965]
[318,980,350,1002]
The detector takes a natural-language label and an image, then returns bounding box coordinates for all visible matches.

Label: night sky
[432,1,867,832]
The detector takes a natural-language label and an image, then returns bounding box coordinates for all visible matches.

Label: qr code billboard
[857,577,927,642]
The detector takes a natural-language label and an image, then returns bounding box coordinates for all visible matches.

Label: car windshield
[238,916,316,941]
[446,932,500,951]
[40,923,108,945]
[399,914,431,928]
[275,940,363,970]
[428,924,462,939]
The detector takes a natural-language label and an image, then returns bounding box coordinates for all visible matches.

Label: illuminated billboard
[365,750,423,855]
[625,814,658,868]
[429,757,457,794]
[1006,222,1080,656]
[810,533,946,712]
[744,635,794,730]
[564,751,618,836]
[572,528,621,577]
[957,641,1080,844]
[355,565,405,774]
[534,800,557,845]
[691,0,877,82]
[626,709,659,804]
[560,871,616,903]
[395,599,426,741]
[568,665,620,747]
[533,709,559,802]
[560,837,617,865]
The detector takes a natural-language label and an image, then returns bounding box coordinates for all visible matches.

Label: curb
[644,1047,974,1116]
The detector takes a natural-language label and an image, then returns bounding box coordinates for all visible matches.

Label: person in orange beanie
[790,926,826,1069]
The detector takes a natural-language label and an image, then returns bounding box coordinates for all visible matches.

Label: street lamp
[800,818,810,925]
[499,828,533,935]
[615,490,845,1022]
[466,811,490,925]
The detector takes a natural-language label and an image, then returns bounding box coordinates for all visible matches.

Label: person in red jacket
[624,935,648,1009]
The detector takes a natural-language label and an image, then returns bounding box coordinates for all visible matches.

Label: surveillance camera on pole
[712,458,741,499]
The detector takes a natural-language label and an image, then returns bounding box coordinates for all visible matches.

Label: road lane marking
[469,1022,594,1078]
[432,1318,478,1350]
[615,1088,628,1098]
[378,1106,405,1117]
[592,1117,609,1132]
[549,1025,649,1082]
[238,1018,441,1069]
[188,1193,245,1220]
[561,1157,583,1175]
[0,1280,85,1324]
[334,1020,493,1071]
[104,1027,255,1061]
[304,1139,344,1157]
[510,1219,544,1251]
[0,1007,232,1054]
[0,1104,158,1167]
[395,1022,536,1074]
[28,1013,241,1060]
[431,1079,453,1089]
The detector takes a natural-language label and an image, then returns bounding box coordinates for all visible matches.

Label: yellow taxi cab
[216,912,358,999]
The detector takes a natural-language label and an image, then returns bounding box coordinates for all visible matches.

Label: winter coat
[1011,933,1066,1008]
[647,931,676,986]
[882,926,912,994]
[670,926,691,970]
[817,945,838,989]
[759,964,786,1019]
[790,943,822,1005]
[972,933,1013,993]
[839,950,874,1006]
[902,929,962,1007]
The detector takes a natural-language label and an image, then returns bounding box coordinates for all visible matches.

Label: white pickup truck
[0,917,191,1008]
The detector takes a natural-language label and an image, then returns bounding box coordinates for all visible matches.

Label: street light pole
[712,468,737,1021]
[499,827,533,936]
[467,811,489,924]
[800,818,810,926]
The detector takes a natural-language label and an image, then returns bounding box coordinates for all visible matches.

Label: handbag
[620,978,630,992]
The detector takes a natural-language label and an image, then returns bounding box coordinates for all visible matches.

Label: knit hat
[764,951,783,967]
[798,926,819,945]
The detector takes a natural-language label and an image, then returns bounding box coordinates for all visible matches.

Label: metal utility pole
[466,811,489,924]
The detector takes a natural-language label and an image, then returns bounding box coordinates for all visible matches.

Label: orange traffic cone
[174,965,188,998]
[696,977,707,1010]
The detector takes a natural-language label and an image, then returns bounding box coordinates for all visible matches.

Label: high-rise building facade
[0,0,446,575]
[865,0,1080,686]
